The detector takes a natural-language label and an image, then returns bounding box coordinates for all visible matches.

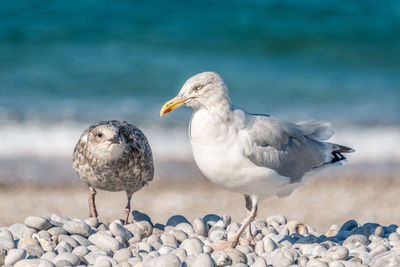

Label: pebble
[24,216,52,231]
[180,238,204,256]
[144,253,181,267]
[109,222,133,241]
[4,248,26,265]
[326,245,349,260]
[226,248,247,264]
[170,229,188,243]
[88,233,122,251]
[53,252,81,265]
[63,219,91,237]
[14,259,55,267]
[3,213,400,267]
[175,222,195,235]
[193,217,208,236]
[0,236,15,250]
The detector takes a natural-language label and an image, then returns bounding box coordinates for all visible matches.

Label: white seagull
[160,72,354,250]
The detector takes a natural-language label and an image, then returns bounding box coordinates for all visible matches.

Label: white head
[84,123,125,160]
[160,72,231,115]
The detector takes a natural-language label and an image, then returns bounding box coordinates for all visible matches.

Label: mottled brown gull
[72,120,154,224]
[160,71,354,250]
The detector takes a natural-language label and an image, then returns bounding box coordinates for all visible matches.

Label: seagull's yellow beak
[160,97,187,116]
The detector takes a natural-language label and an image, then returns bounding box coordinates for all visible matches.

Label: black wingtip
[331,151,347,164]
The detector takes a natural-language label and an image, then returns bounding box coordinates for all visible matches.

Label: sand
[0,166,399,231]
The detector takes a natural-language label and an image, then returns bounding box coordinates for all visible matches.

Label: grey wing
[244,114,334,182]
[118,121,154,182]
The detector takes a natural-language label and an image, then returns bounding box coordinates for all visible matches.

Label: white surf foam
[0,122,398,165]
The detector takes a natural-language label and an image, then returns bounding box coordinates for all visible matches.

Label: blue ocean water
[0,0,399,167]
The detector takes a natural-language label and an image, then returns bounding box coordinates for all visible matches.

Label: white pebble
[144,254,181,267]
[63,219,91,237]
[53,252,81,265]
[175,223,195,235]
[192,253,215,267]
[180,238,204,256]
[14,259,55,267]
[4,248,26,265]
[24,216,51,231]
[88,233,122,251]
[109,222,133,241]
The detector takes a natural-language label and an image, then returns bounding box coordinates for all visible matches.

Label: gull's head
[160,71,230,116]
[86,123,125,159]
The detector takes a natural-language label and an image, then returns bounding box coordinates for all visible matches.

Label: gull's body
[161,72,354,249]
[72,120,154,224]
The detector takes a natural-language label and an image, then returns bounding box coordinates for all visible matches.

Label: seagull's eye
[97,132,103,138]
[194,84,203,91]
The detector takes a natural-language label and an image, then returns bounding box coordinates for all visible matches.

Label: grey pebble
[326,246,349,261]
[72,245,89,256]
[95,255,117,266]
[50,214,70,224]
[70,234,93,247]
[41,251,57,261]
[144,253,181,267]
[160,233,178,248]
[109,222,133,241]
[180,238,204,256]
[47,227,68,238]
[58,234,79,247]
[84,217,98,228]
[252,256,268,267]
[9,223,29,240]
[24,216,52,231]
[170,229,188,243]
[175,222,194,235]
[203,214,221,226]
[305,258,328,267]
[0,236,15,250]
[343,235,369,249]
[158,245,175,255]
[147,235,162,250]
[63,219,91,237]
[14,259,55,267]
[88,232,122,251]
[193,217,208,237]
[226,248,247,264]
[0,228,14,241]
[137,241,153,253]
[209,228,227,242]
[23,244,45,258]
[4,248,26,265]
[211,250,231,266]
[192,253,215,267]
[329,261,345,267]
[54,252,81,265]
[172,247,187,262]
[149,251,161,258]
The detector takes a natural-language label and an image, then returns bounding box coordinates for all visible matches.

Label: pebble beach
[0,170,398,267]
[1,211,400,267]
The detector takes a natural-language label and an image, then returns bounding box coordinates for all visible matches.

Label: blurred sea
[0,0,399,183]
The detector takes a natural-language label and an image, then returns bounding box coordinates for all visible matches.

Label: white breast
[189,109,292,200]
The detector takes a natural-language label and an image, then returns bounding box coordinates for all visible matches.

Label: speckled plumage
[72,120,154,223]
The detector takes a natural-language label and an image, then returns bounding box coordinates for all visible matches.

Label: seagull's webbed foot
[89,187,98,218]
[214,195,259,251]
[213,239,238,251]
